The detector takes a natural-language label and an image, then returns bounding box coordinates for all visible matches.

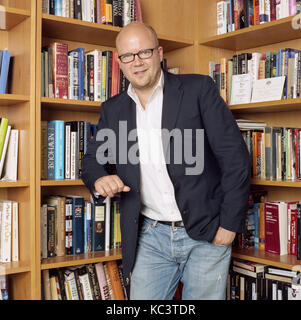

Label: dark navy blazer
[81,71,251,281]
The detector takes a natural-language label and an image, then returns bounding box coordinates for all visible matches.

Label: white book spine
[65,124,71,179]
[70,131,77,179]
[293,52,298,99]
[11,201,18,261]
[276,0,282,19]
[68,55,74,100]
[0,201,12,263]
[79,272,93,300]
[64,271,79,300]
[90,0,95,22]
[105,197,111,251]
[217,1,226,35]
[265,0,270,21]
[1,129,19,182]
[123,0,131,26]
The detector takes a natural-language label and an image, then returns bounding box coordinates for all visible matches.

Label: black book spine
[74,0,82,20]
[49,0,55,15]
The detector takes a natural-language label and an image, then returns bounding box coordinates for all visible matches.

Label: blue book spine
[71,48,85,100]
[54,0,62,16]
[47,121,55,179]
[49,120,64,179]
[71,196,85,255]
[83,121,91,155]
[0,50,11,94]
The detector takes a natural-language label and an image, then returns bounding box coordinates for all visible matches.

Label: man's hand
[212,226,236,247]
[94,175,131,198]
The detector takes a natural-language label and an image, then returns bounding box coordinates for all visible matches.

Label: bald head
[116,22,159,53]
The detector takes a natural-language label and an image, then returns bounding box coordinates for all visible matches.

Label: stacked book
[227,258,301,300]
[210,48,301,105]
[42,0,142,27]
[41,43,128,102]
[217,0,301,35]
[41,260,127,300]
[40,195,121,259]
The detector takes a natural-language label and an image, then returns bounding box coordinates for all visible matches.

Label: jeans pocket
[139,220,152,235]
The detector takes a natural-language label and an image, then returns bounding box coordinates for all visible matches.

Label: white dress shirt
[127,71,182,222]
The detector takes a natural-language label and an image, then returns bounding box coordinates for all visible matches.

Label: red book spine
[291,207,297,256]
[294,128,299,180]
[52,42,68,99]
[270,0,276,21]
[234,0,239,30]
[264,202,280,255]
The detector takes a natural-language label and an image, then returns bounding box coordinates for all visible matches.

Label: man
[82,22,250,300]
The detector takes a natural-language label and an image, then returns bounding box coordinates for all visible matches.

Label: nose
[133,54,144,66]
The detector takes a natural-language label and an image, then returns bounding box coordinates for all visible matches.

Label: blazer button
[125,277,130,285]
[183,209,187,215]
[134,218,138,224]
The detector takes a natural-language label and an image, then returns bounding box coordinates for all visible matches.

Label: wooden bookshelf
[0,0,36,300]
[33,0,197,300]
[0,6,30,30]
[197,0,301,290]
[41,248,122,270]
[199,15,301,51]
[42,13,193,52]
[232,247,301,271]
[41,179,84,186]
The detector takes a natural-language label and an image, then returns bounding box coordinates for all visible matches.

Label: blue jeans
[130,216,232,300]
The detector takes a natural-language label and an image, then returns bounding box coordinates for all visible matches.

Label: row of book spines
[42,260,127,300]
[227,269,296,300]
[42,0,142,28]
[0,200,18,263]
[235,200,301,257]
[42,120,97,180]
[241,126,301,181]
[217,0,300,35]
[211,49,301,104]
[41,44,127,102]
[41,196,121,259]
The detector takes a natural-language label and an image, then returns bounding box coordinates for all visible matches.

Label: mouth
[134,69,147,76]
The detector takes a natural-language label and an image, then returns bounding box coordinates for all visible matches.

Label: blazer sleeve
[200,75,251,233]
[81,103,115,204]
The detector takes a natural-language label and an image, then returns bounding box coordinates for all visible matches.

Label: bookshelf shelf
[232,247,301,271]
[0,94,30,105]
[0,181,30,188]
[41,97,100,113]
[251,179,301,188]
[40,248,122,270]
[41,13,193,52]
[41,179,84,186]
[199,15,301,51]
[0,6,30,31]
[0,262,31,276]
[230,98,301,113]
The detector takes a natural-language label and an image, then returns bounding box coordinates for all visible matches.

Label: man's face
[116,27,163,91]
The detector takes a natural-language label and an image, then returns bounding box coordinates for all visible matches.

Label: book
[106,260,125,300]
[91,202,106,252]
[0,50,11,94]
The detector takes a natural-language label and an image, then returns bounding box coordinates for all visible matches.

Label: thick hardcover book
[86,264,102,300]
[101,0,113,24]
[112,0,123,26]
[70,48,85,100]
[67,196,84,255]
[0,201,12,262]
[47,122,55,179]
[91,202,106,252]
[78,266,94,300]
[297,204,301,260]
[106,260,125,300]
[49,120,65,180]
[95,262,111,300]
[50,42,68,99]
[0,50,11,94]
[47,205,56,257]
[74,0,82,19]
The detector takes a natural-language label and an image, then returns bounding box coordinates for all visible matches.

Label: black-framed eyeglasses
[118,47,158,64]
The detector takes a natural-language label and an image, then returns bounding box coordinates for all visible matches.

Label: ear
[158,46,164,62]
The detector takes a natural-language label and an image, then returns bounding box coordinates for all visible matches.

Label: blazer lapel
[118,95,140,188]
[161,71,184,159]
